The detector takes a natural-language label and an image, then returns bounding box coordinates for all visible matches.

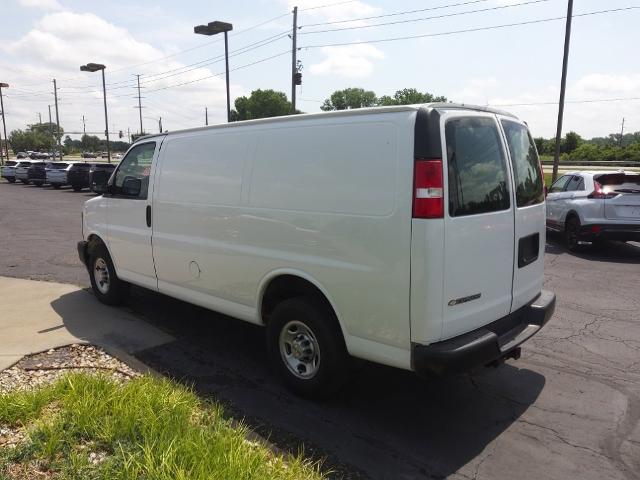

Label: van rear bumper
[412,290,555,376]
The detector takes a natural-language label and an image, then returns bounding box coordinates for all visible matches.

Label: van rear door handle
[146,205,151,228]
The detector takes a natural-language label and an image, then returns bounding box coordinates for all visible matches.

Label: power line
[54,30,291,95]
[301,0,491,27]
[300,6,640,48]
[145,50,291,94]
[490,96,640,107]
[300,0,550,35]
[299,1,357,12]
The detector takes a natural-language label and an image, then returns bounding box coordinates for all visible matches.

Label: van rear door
[441,112,515,339]
[499,118,546,312]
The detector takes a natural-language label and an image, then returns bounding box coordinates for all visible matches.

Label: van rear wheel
[267,297,349,398]
[88,243,128,305]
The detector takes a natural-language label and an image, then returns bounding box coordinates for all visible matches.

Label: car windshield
[49,163,68,169]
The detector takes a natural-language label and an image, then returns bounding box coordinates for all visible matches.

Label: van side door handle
[146,205,151,228]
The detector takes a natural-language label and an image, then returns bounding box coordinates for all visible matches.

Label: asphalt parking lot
[1,181,639,480]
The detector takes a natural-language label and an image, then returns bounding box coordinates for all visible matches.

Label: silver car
[546,170,640,250]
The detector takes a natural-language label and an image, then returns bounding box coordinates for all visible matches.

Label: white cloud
[309,44,384,78]
[2,11,243,136]
[453,74,640,138]
[18,0,63,11]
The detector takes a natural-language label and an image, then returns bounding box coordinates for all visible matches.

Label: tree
[81,134,101,152]
[320,88,377,111]
[230,89,294,121]
[378,88,447,106]
[562,131,582,154]
[9,129,54,152]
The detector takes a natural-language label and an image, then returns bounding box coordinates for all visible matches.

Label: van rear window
[445,117,510,217]
[501,120,544,207]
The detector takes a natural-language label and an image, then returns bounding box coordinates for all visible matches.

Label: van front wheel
[267,297,349,398]
[88,243,128,305]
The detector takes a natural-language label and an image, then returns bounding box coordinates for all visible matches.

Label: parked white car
[546,170,640,250]
[14,160,34,184]
[1,160,18,183]
[78,104,556,396]
[46,162,73,189]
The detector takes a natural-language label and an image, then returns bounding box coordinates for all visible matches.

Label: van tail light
[413,159,444,218]
[588,181,618,199]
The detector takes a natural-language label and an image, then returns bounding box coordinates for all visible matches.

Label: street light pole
[224,30,231,122]
[101,68,111,163]
[0,83,9,162]
[81,63,110,163]
[194,21,233,123]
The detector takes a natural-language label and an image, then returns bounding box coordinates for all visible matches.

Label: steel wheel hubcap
[93,258,110,294]
[279,320,321,379]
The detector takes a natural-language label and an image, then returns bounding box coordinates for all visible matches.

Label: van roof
[134,103,519,143]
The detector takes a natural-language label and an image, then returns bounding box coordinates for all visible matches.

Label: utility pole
[291,6,298,112]
[82,115,86,135]
[53,79,62,160]
[620,117,625,146]
[159,117,162,133]
[552,0,573,183]
[205,107,208,126]
[0,83,9,162]
[38,112,42,124]
[135,74,144,135]
[127,127,131,144]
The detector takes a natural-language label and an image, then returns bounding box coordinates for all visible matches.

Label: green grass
[0,374,325,480]
[544,172,554,187]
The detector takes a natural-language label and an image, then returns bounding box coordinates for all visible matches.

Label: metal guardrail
[541,160,639,167]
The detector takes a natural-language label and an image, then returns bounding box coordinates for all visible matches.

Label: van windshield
[501,120,544,207]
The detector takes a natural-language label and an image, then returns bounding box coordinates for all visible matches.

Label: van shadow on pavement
[124,287,545,480]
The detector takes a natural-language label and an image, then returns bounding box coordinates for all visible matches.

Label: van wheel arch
[260,274,344,335]
[85,235,114,270]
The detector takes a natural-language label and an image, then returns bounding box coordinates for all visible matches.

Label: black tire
[266,296,349,398]
[564,215,581,251]
[7,178,15,183]
[34,182,43,187]
[88,243,129,306]
[72,185,82,192]
[52,184,61,189]
[20,180,29,184]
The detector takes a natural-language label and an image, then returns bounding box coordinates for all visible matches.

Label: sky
[0,0,639,141]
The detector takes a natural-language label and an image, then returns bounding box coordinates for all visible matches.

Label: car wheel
[20,180,29,184]
[72,185,82,192]
[266,296,349,398]
[88,243,129,306]
[34,182,43,187]
[564,216,581,251]
[8,178,15,183]
[52,184,61,189]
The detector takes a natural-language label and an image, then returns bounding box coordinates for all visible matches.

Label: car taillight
[413,159,443,218]
[588,181,618,199]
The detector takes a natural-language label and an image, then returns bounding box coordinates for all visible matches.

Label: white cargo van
[78,104,555,396]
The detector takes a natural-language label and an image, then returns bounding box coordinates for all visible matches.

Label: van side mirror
[121,176,142,196]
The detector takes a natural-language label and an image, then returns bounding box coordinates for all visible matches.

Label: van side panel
[152,130,253,310]
[152,112,415,365]
[244,116,414,355]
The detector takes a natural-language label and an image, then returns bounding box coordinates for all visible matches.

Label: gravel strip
[0,344,140,395]
[0,344,141,454]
